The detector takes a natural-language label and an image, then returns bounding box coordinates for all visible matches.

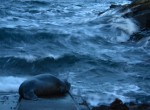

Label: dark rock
[122,0,150,29]
[92,105,109,110]
[109,4,121,9]
[128,102,138,110]
[130,0,150,6]
[109,98,129,110]
[99,0,150,29]
[92,99,129,110]
[127,103,150,110]
[91,98,150,110]
[129,28,150,41]
[129,32,144,41]
[137,104,150,110]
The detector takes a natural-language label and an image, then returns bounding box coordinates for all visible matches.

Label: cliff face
[123,0,150,29]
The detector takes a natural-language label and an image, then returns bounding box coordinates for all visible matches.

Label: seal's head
[60,80,71,93]
[64,80,71,91]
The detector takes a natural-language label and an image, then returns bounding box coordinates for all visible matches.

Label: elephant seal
[19,74,70,100]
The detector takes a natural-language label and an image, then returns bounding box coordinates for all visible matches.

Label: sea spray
[98,8,139,42]
[0,76,26,92]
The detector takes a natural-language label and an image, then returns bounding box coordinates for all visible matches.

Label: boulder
[91,99,129,110]
[109,98,129,110]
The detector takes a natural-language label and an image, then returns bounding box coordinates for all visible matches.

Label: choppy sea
[0,0,150,106]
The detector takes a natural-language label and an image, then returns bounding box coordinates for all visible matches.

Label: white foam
[98,8,139,43]
[73,82,143,106]
[18,55,37,62]
[110,17,139,42]
[111,17,139,35]
[0,76,26,92]
[47,53,62,60]
[3,54,37,62]
[2,53,64,62]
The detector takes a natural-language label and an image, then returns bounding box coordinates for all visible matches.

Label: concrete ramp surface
[0,93,89,110]
[17,94,89,110]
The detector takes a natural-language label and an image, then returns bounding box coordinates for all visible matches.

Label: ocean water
[0,0,150,106]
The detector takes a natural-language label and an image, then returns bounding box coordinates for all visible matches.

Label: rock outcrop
[123,0,150,29]
[92,99,129,110]
[92,98,150,110]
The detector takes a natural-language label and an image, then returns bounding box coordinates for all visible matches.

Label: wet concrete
[0,93,19,110]
[0,93,89,110]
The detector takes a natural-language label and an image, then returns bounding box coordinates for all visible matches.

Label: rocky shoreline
[122,0,150,29]
[107,0,150,30]
[92,98,150,110]
[98,0,150,41]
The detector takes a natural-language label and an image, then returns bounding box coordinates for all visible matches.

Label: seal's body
[19,74,70,100]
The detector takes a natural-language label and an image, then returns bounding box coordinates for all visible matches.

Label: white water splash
[0,76,26,92]
[110,17,139,35]
[113,17,138,42]
[98,8,139,42]
[2,54,37,62]
[71,80,143,106]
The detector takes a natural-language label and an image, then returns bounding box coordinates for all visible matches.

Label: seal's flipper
[19,96,22,102]
[24,90,38,100]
